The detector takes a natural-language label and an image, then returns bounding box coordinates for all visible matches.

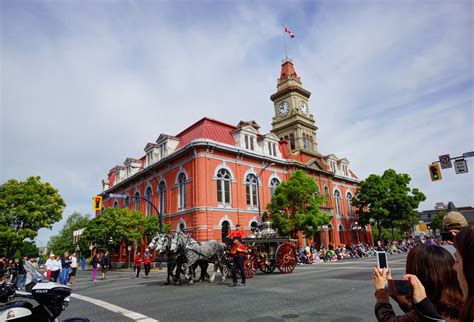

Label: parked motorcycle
[0,261,87,321]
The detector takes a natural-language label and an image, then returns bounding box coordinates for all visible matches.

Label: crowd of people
[372,211,473,322]
[0,256,39,290]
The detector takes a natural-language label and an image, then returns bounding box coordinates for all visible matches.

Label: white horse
[169,231,227,285]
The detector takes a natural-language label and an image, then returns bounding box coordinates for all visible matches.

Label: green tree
[352,169,426,241]
[82,207,147,251]
[47,212,90,256]
[142,215,170,242]
[14,241,39,258]
[431,210,446,230]
[267,170,330,237]
[0,176,66,258]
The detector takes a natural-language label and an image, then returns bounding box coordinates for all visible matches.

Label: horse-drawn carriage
[224,221,298,279]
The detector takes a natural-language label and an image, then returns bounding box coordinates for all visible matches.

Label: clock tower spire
[270,58,318,154]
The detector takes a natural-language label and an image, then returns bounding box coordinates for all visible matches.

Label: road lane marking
[71,293,158,322]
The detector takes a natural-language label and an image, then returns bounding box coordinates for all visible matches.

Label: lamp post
[321,225,328,248]
[256,162,275,220]
[353,222,361,244]
[127,245,132,269]
[108,237,113,269]
[130,165,163,234]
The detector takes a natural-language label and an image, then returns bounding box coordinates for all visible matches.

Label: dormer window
[147,151,154,165]
[160,143,167,158]
[244,134,255,151]
[126,166,131,177]
[267,142,277,157]
[330,161,336,173]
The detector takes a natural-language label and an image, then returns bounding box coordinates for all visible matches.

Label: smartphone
[387,279,412,296]
[376,251,388,269]
[440,231,454,242]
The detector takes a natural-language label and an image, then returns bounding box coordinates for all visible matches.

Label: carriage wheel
[276,243,297,274]
[243,254,258,278]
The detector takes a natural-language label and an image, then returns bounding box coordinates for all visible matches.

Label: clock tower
[270,58,318,154]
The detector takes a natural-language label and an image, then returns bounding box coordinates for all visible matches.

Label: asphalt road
[61,254,407,322]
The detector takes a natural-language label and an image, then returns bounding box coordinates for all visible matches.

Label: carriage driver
[228,224,243,241]
[230,236,248,287]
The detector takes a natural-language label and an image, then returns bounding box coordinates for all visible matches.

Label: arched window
[145,186,153,216]
[134,192,140,211]
[113,200,119,208]
[178,219,186,232]
[334,190,342,215]
[245,174,258,208]
[324,186,329,207]
[289,133,295,150]
[328,224,333,244]
[250,221,258,232]
[303,134,307,150]
[124,194,130,208]
[159,181,166,215]
[221,220,230,241]
[178,173,186,209]
[217,169,231,205]
[346,192,353,216]
[338,225,344,244]
[270,178,280,197]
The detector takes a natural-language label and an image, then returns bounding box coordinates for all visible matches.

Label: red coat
[231,242,247,257]
[143,252,152,265]
[228,229,243,240]
[134,255,143,267]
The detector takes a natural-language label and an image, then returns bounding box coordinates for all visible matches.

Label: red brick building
[99,59,372,262]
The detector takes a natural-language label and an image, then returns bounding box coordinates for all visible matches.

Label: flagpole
[282,24,288,60]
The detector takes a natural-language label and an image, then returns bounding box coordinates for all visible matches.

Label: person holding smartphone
[373,245,463,321]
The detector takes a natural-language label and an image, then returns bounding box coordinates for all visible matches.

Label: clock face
[299,101,308,114]
[278,101,290,116]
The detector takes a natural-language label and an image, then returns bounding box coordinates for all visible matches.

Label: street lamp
[127,245,132,269]
[352,222,361,243]
[131,165,163,234]
[108,237,113,269]
[321,225,328,248]
[256,162,275,220]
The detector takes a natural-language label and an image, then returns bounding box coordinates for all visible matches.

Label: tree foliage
[81,207,167,251]
[47,212,90,256]
[430,210,446,230]
[351,169,426,241]
[267,170,330,237]
[0,176,66,258]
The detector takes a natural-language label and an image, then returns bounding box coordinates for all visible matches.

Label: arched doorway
[221,220,230,241]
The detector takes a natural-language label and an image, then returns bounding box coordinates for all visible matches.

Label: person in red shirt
[133,251,143,279]
[230,237,247,287]
[143,248,152,278]
[228,224,243,241]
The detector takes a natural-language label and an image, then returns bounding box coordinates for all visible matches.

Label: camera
[386,279,412,296]
[440,231,454,242]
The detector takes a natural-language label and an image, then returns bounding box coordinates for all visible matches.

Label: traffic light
[428,163,442,181]
[93,195,103,210]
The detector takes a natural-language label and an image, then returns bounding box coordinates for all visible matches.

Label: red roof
[175,117,237,149]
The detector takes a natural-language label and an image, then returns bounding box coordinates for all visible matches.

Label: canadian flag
[284,26,295,38]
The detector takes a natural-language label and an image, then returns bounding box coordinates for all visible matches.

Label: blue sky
[1,0,473,246]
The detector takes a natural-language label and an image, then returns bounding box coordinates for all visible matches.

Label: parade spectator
[442,211,468,243]
[60,252,71,285]
[16,256,27,290]
[101,252,109,280]
[50,255,61,282]
[143,249,152,278]
[230,237,247,287]
[133,251,143,279]
[373,244,463,321]
[228,224,243,241]
[45,254,54,280]
[69,253,78,285]
[454,225,474,322]
[90,253,100,282]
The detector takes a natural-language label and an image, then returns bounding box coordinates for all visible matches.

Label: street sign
[454,159,468,174]
[463,151,474,158]
[108,193,128,198]
[439,154,452,169]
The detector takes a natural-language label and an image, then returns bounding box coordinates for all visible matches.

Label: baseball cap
[443,211,468,231]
